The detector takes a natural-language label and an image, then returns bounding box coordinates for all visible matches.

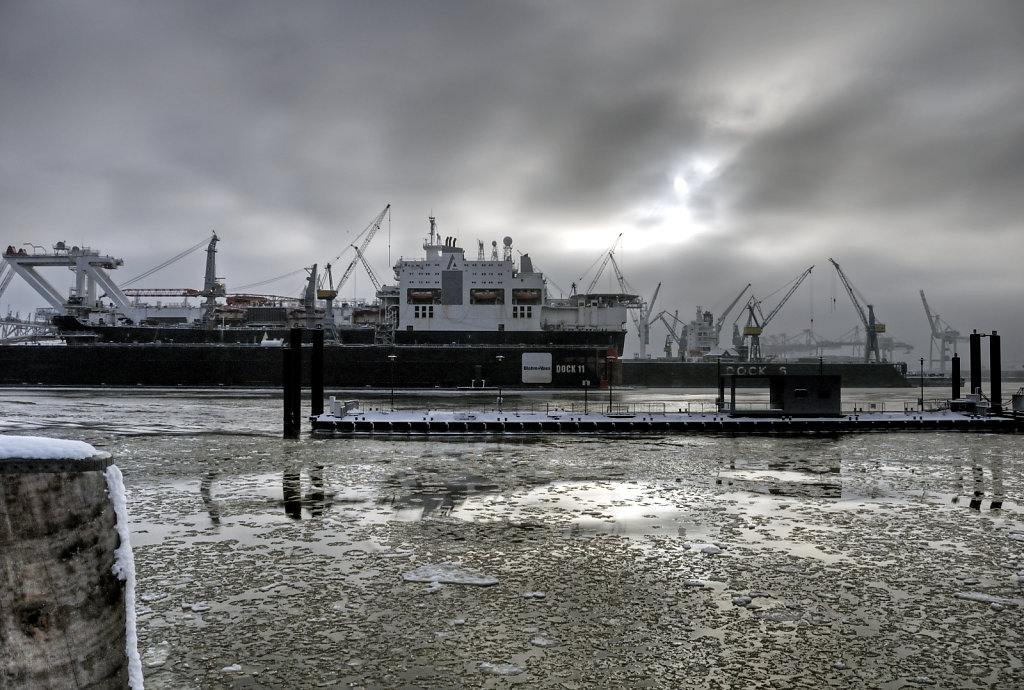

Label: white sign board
[521,353,553,384]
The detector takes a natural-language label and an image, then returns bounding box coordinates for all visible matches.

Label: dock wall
[620,361,911,388]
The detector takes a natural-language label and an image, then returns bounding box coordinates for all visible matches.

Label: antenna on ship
[429,216,437,247]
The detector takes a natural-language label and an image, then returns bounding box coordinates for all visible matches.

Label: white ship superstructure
[387,217,636,344]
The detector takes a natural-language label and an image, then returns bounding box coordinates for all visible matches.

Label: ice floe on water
[479,662,526,676]
[402,562,499,588]
[953,592,1018,607]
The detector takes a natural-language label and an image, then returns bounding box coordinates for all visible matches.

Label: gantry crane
[920,290,966,374]
[828,258,885,363]
[741,266,814,361]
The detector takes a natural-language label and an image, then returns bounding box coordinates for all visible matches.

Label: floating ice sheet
[402,562,499,587]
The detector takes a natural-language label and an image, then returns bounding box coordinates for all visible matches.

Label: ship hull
[0,343,617,388]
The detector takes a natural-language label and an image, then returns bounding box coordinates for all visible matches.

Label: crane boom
[336,204,391,293]
[741,266,813,361]
[716,283,751,338]
[353,246,382,293]
[761,265,813,326]
[583,234,622,295]
[828,258,883,363]
[920,290,941,338]
[828,258,869,328]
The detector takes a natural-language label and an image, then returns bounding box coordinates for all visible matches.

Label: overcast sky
[2,1,1022,365]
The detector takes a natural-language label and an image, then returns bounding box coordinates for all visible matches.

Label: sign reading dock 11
[521,353,553,383]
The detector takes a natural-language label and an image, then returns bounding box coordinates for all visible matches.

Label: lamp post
[582,379,590,414]
[495,354,504,412]
[387,353,397,410]
[606,355,618,413]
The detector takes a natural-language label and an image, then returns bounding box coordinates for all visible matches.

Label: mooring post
[990,331,1001,413]
[311,328,324,417]
[0,437,141,688]
[969,330,982,396]
[283,328,302,438]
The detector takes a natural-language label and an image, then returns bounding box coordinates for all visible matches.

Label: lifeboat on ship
[512,289,541,303]
[407,289,437,302]
[470,288,503,304]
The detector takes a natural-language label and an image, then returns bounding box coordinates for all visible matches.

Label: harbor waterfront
[1,387,1021,688]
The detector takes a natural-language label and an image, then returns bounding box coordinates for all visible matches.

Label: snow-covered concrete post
[0,436,142,689]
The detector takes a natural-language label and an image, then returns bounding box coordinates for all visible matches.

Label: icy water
[2,387,1022,689]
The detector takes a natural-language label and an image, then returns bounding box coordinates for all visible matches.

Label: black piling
[283,327,303,438]
[969,331,982,396]
[990,330,1001,413]
[951,353,961,400]
[311,329,324,417]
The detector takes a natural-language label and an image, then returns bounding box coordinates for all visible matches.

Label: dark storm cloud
[1,1,1022,360]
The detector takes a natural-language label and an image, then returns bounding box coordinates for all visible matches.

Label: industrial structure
[920,290,967,374]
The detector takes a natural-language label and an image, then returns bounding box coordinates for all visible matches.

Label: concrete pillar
[1,438,135,688]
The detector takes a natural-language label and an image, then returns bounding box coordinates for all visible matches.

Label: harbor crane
[609,252,659,359]
[741,265,814,361]
[920,290,967,374]
[715,282,751,348]
[653,309,684,358]
[334,204,391,295]
[828,258,884,363]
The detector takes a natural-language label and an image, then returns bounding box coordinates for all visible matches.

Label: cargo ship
[0,217,926,389]
[1,216,635,387]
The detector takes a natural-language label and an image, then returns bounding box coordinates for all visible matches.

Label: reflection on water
[380,469,501,519]
[715,453,843,499]
[199,471,220,524]
[952,446,1006,511]
[282,466,331,519]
